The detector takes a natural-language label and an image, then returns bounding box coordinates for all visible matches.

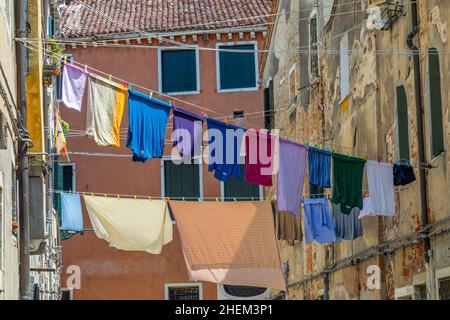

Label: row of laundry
[59,192,286,291]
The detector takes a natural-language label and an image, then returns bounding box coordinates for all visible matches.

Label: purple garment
[172,107,203,158]
[61,63,88,112]
[277,139,307,216]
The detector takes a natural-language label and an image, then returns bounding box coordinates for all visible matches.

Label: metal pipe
[15,0,31,300]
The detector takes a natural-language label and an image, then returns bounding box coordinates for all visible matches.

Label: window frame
[61,287,74,300]
[395,84,411,163]
[59,163,76,192]
[164,283,203,300]
[339,32,350,102]
[308,8,320,82]
[436,266,450,300]
[158,46,200,96]
[215,41,259,93]
[426,47,446,159]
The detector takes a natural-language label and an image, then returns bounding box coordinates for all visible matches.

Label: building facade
[57,0,273,300]
[262,0,450,300]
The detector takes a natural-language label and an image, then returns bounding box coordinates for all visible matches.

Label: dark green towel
[331,153,366,214]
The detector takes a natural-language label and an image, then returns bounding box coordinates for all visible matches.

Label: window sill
[217,87,259,93]
[162,90,200,96]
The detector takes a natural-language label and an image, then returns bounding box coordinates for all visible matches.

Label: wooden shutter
[396,85,410,162]
[224,164,260,200]
[161,50,197,93]
[219,45,256,90]
[428,48,444,157]
[164,162,200,199]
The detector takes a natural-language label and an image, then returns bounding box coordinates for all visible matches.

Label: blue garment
[303,197,339,244]
[127,89,171,162]
[206,118,245,182]
[308,146,332,188]
[331,202,363,241]
[61,192,84,232]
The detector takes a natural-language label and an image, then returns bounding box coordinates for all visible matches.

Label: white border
[216,41,259,93]
[308,8,321,83]
[339,32,350,102]
[158,46,200,96]
[165,283,203,300]
[0,0,12,46]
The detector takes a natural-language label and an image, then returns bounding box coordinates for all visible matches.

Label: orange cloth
[170,201,286,291]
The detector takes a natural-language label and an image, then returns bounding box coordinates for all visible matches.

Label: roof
[59,0,273,39]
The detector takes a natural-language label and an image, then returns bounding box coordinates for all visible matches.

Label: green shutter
[161,50,197,93]
[224,164,260,201]
[164,162,200,199]
[396,85,410,162]
[219,45,256,90]
[428,48,444,157]
[53,159,63,217]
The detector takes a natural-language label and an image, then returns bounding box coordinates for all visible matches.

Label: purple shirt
[172,107,203,158]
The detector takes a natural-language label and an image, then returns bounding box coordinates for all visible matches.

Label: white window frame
[435,266,450,300]
[160,156,204,201]
[59,163,76,192]
[1,0,12,46]
[216,41,259,93]
[308,8,321,82]
[158,46,200,96]
[165,283,203,300]
[339,32,350,102]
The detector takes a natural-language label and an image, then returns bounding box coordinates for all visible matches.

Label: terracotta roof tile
[59,0,272,38]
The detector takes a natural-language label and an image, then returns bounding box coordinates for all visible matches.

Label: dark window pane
[439,277,450,300]
[168,286,200,300]
[428,48,444,157]
[396,85,410,162]
[219,45,256,90]
[224,164,259,200]
[161,50,197,93]
[62,165,74,191]
[164,161,200,199]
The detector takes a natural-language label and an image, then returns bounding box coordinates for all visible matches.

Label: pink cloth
[61,63,88,111]
[245,129,274,186]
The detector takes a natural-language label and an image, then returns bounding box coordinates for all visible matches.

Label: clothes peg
[84,65,88,72]
[216,198,219,203]
[63,56,68,64]
[90,192,94,197]
[104,193,108,198]
[108,74,112,83]
[251,197,255,202]
[117,194,120,200]
[82,192,86,196]
[182,197,186,202]
[165,197,170,203]
[149,91,154,99]
[148,196,152,202]
[197,197,201,202]
[234,198,237,202]
[134,195,137,200]
[224,118,229,124]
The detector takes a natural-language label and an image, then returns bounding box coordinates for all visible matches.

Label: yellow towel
[83,196,172,254]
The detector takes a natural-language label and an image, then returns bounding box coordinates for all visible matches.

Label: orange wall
[60,32,265,300]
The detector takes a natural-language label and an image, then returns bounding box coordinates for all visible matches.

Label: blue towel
[303,197,339,244]
[127,89,171,162]
[308,146,332,188]
[61,192,84,232]
[206,118,245,182]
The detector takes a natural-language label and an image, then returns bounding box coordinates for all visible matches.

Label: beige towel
[170,201,286,291]
[83,196,172,254]
[86,74,126,147]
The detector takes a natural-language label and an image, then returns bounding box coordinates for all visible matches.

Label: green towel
[331,153,366,214]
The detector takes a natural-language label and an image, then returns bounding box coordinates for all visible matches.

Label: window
[339,33,350,101]
[61,288,74,300]
[165,283,202,300]
[162,160,201,200]
[159,49,199,94]
[439,277,450,300]
[217,43,257,92]
[56,55,73,100]
[223,163,261,201]
[428,48,444,158]
[396,85,410,162]
[309,9,320,80]
[414,284,427,300]
[288,64,297,106]
[264,80,275,130]
[53,163,76,216]
[233,110,245,119]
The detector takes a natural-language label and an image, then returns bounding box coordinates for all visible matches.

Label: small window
[309,10,320,80]
[289,64,297,105]
[53,163,76,216]
[340,33,350,100]
[223,163,260,201]
[217,43,257,91]
[428,48,444,158]
[264,80,275,130]
[396,85,410,162]
[414,284,427,300]
[160,49,198,94]
[61,288,73,300]
[165,283,202,300]
[439,277,450,300]
[163,161,201,200]
[56,55,73,100]
[233,110,245,119]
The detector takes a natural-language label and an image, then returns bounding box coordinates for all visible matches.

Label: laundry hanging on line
[308,146,332,188]
[277,138,307,216]
[393,163,416,186]
[86,74,126,147]
[169,201,286,291]
[276,211,302,245]
[83,195,173,254]
[206,118,245,182]
[245,129,275,187]
[303,197,339,244]
[172,106,203,158]
[61,63,88,112]
[332,202,363,241]
[127,89,172,162]
[60,192,84,233]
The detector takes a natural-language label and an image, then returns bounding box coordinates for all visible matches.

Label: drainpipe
[16,0,31,300]
[406,0,432,297]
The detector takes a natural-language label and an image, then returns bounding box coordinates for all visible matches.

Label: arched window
[428,48,444,157]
